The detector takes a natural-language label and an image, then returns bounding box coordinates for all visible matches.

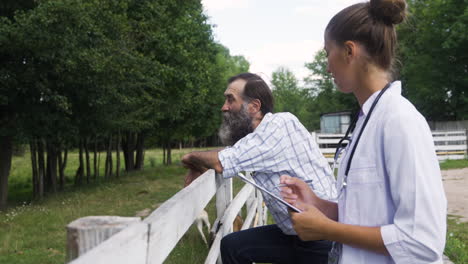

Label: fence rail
[66,130,466,264]
[314,130,468,163]
[67,171,267,264]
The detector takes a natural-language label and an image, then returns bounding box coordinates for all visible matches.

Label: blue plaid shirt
[218,112,336,235]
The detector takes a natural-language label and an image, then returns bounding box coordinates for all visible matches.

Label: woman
[280,0,447,263]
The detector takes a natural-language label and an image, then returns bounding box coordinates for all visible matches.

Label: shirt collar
[361,81,401,116]
[255,112,273,130]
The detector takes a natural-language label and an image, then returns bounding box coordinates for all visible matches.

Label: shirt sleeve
[380,111,447,263]
[218,116,290,178]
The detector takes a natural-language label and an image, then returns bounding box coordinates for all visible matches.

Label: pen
[275,179,313,188]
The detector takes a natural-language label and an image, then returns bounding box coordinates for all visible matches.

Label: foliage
[271,67,309,123]
[269,51,357,131]
[0,0,250,206]
[302,50,357,130]
[398,0,468,121]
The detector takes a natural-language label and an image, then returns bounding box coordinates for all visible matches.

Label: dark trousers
[220,224,331,264]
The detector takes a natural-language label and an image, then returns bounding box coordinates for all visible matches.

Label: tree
[0,0,252,207]
[271,67,309,124]
[0,0,39,209]
[302,50,357,130]
[398,0,468,121]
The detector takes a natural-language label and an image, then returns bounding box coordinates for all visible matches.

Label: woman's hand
[279,175,319,209]
[280,174,339,238]
[280,174,333,240]
[290,203,334,241]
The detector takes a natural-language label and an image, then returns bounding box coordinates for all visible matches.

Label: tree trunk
[84,138,91,184]
[116,132,121,178]
[93,137,98,180]
[121,135,129,171]
[105,135,113,179]
[163,145,166,165]
[58,147,67,190]
[167,141,172,165]
[135,132,145,170]
[0,136,13,210]
[75,139,84,186]
[122,132,135,172]
[46,141,58,193]
[30,140,39,198]
[97,149,101,180]
[37,139,45,198]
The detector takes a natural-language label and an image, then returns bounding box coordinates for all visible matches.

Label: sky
[201,0,363,84]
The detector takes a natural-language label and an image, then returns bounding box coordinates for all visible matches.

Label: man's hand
[184,168,204,187]
[182,153,207,186]
[181,151,223,174]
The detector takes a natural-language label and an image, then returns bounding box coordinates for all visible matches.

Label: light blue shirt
[219,112,336,235]
[337,81,447,263]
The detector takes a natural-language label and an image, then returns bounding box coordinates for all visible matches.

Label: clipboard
[237,172,302,213]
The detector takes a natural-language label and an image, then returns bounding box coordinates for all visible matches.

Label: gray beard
[218,104,254,146]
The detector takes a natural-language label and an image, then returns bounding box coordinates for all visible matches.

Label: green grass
[440,159,468,170]
[7,147,213,205]
[1,147,219,264]
[1,164,197,264]
[1,147,245,264]
[446,216,468,264]
[441,159,468,264]
[1,152,467,263]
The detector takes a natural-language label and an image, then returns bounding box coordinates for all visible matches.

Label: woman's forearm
[315,198,338,221]
[326,221,388,255]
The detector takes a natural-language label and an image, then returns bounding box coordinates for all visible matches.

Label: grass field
[440,159,468,170]
[441,160,468,264]
[0,150,467,263]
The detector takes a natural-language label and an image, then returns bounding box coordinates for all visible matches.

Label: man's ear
[249,99,262,114]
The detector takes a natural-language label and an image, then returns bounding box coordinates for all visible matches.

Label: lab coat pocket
[345,166,387,226]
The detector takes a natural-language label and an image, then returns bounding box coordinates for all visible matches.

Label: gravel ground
[442,168,468,222]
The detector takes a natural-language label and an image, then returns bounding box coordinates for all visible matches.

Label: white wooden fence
[67,170,267,264]
[66,130,466,264]
[432,130,468,160]
[313,130,468,163]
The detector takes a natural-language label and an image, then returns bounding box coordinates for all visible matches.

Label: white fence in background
[313,130,468,163]
[67,171,267,264]
[432,130,468,160]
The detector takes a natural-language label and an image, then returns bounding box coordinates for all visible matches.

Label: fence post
[215,173,232,227]
[466,129,468,158]
[255,189,264,226]
[214,173,232,264]
[311,131,317,142]
[66,216,141,262]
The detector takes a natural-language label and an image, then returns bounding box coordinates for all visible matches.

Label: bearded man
[182,73,335,264]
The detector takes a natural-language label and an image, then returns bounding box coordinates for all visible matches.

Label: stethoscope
[331,82,391,198]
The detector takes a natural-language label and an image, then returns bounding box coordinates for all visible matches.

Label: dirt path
[442,168,468,222]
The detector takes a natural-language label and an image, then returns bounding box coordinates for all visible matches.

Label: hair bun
[370,0,407,25]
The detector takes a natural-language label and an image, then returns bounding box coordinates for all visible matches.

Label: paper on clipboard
[237,172,302,213]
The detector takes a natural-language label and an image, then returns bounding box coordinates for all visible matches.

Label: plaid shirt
[218,112,336,235]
